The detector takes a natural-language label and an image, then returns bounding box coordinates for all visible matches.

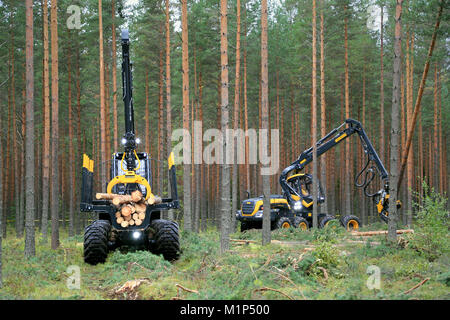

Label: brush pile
[95,190,162,227]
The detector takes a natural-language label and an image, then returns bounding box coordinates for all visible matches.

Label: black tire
[240,221,250,232]
[84,219,111,265]
[340,215,362,231]
[319,215,339,229]
[275,216,292,229]
[293,216,309,230]
[151,219,180,261]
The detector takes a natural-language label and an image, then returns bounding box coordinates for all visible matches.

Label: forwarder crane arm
[105,29,153,199]
[279,118,397,222]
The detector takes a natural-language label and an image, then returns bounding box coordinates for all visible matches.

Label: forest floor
[1,219,449,300]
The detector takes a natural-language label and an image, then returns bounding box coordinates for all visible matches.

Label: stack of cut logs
[95,190,162,228]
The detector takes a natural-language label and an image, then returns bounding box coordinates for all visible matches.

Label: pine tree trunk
[319,1,327,213]
[379,4,385,164]
[105,62,111,161]
[181,0,192,231]
[98,0,106,191]
[261,0,271,245]
[388,0,403,242]
[13,72,19,238]
[361,66,367,224]
[158,29,164,197]
[433,64,439,191]
[112,0,118,152]
[199,72,206,231]
[24,0,35,256]
[244,8,250,195]
[67,38,75,237]
[311,0,319,228]
[50,0,60,250]
[220,0,231,252]
[145,70,149,153]
[344,10,351,216]
[76,48,82,233]
[165,0,174,220]
[231,0,241,234]
[41,0,50,238]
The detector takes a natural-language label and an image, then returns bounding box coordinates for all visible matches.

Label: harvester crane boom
[280,118,395,221]
[121,29,137,171]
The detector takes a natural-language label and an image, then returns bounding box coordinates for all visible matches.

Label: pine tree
[181,0,192,231]
[220,0,231,252]
[261,0,271,245]
[387,0,403,242]
[50,0,60,250]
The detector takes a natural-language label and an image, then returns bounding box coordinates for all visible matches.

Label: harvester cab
[237,118,401,232]
[80,30,180,265]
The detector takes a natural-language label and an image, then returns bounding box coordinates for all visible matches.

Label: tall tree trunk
[50,0,60,250]
[105,62,111,160]
[76,48,82,233]
[165,0,174,220]
[406,33,414,226]
[145,70,149,153]
[112,0,118,152]
[319,0,327,213]
[67,38,75,237]
[244,10,250,195]
[361,65,367,224]
[3,20,14,239]
[158,29,164,197]
[418,109,423,202]
[387,0,403,242]
[181,0,192,231]
[231,0,241,233]
[261,0,271,245]
[311,0,319,228]
[433,64,439,191]
[199,72,206,231]
[220,0,231,252]
[344,9,351,216]
[25,0,35,256]
[379,4,385,164]
[13,72,19,238]
[98,0,106,191]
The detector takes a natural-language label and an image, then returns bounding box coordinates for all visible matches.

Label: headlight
[293,201,302,211]
[121,138,127,145]
[255,210,263,218]
[132,231,142,240]
[136,137,141,144]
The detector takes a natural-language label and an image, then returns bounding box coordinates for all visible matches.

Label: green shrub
[408,184,449,261]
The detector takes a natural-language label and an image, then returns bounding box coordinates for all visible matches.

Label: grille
[242,201,255,215]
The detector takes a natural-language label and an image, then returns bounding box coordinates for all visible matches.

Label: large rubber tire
[84,219,111,265]
[293,216,309,230]
[340,215,362,231]
[151,219,180,261]
[319,215,339,229]
[240,221,250,232]
[275,217,292,229]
